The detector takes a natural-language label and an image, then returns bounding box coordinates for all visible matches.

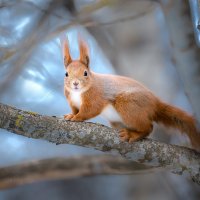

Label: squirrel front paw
[64,114,74,120]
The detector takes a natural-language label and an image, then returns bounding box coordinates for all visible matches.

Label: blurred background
[0,0,200,199]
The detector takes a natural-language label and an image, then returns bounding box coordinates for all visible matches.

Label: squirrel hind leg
[119,128,151,143]
[110,119,153,143]
[110,121,125,129]
[119,120,153,143]
[109,121,150,142]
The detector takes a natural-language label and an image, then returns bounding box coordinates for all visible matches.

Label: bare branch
[0,103,200,185]
[44,5,154,42]
[0,155,159,189]
[0,0,59,93]
[0,0,153,94]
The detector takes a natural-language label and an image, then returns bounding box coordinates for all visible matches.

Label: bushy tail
[155,100,200,150]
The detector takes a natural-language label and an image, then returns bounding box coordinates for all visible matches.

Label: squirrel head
[61,34,92,92]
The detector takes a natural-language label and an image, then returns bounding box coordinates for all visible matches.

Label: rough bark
[0,155,157,189]
[0,103,200,185]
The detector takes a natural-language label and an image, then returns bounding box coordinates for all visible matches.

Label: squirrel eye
[65,72,68,77]
[84,71,88,76]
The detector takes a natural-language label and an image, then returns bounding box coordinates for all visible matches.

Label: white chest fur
[70,91,82,108]
[100,104,123,122]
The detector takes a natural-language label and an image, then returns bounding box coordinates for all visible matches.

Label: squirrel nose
[73,82,79,86]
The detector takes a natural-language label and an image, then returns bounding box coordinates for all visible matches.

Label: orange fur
[60,35,200,150]
[154,101,200,149]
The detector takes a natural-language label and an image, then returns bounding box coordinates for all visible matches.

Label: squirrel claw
[119,129,129,142]
[64,114,74,120]
[119,129,142,143]
[70,116,84,122]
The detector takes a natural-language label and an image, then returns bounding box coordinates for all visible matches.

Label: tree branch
[0,102,200,185]
[0,155,158,189]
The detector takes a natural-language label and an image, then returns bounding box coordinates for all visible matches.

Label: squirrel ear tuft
[78,34,90,67]
[60,34,72,68]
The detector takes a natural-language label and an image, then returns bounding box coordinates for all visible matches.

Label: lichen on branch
[0,102,200,185]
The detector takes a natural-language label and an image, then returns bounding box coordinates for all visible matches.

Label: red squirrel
[60,35,200,150]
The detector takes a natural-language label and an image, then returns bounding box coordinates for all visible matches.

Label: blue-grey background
[0,0,199,199]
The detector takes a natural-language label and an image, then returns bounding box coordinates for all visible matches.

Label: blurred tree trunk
[160,0,200,123]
